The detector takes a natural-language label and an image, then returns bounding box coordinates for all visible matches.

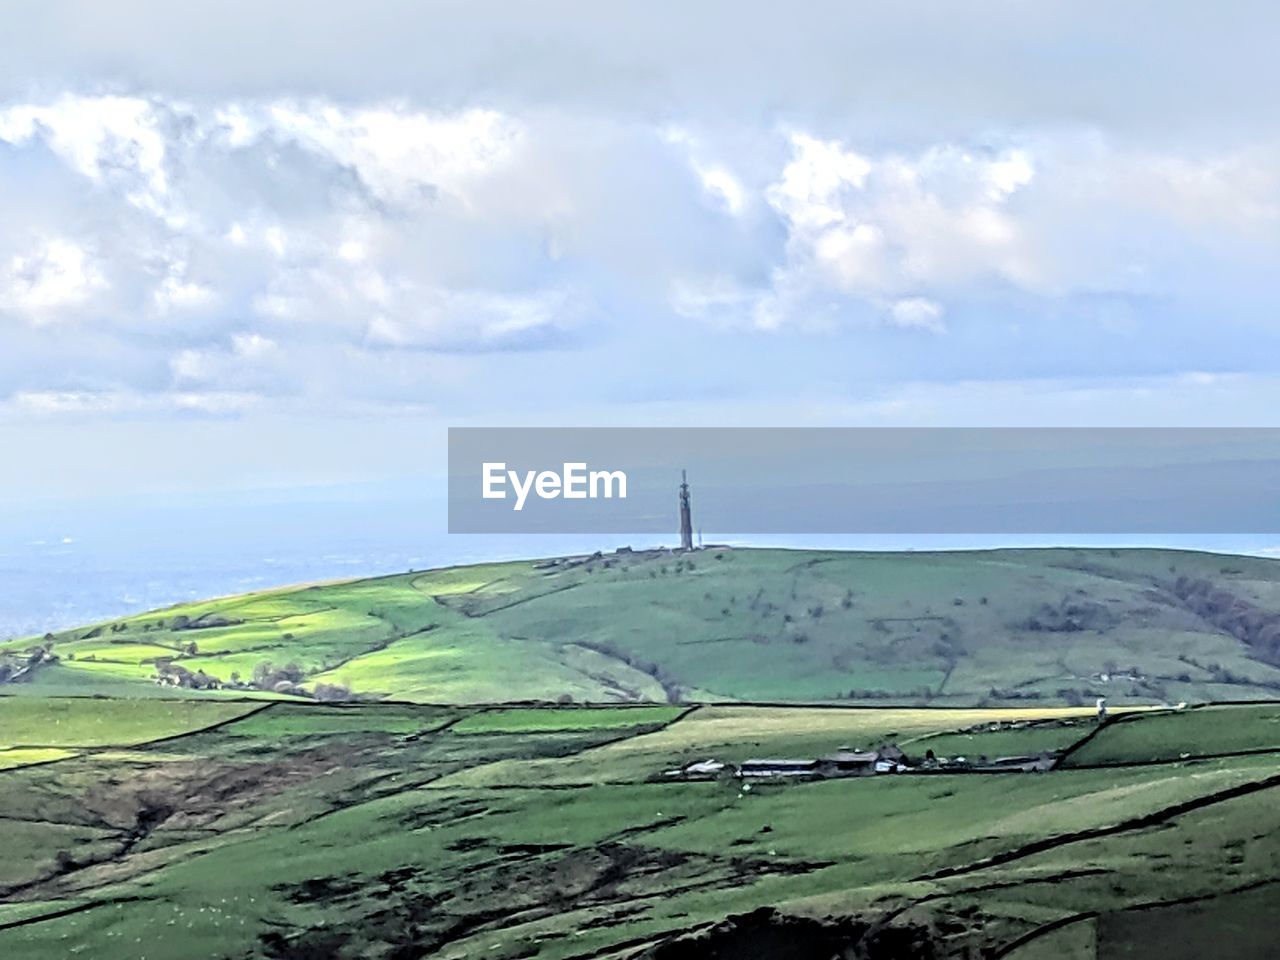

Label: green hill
[7,547,1280,706]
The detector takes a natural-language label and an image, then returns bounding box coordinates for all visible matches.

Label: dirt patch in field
[253,842,846,959]
[1,740,387,899]
[257,843,700,958]
[76,740,374,833]
[642,906,963,960]
[280,874,365,904]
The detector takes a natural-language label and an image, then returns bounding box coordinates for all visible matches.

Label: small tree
[252,661,275,687]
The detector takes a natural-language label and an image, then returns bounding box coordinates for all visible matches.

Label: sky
[1,2,1279,602]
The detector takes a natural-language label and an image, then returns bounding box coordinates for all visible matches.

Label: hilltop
[6,546,1280,706]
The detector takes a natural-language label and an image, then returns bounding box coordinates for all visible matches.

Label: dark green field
[2,547,1278,958]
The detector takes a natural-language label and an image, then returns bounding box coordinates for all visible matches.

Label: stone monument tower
[678,470,693,551]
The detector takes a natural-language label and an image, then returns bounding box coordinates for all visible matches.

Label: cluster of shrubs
[1175,653,1280,690]
[837,686,935,701]
[985,687,1047,702]
[578,640,684,703]
[1020,596,1116,633]
[244,662,352,700]
[148,656,355,701]
[1172,576,1280,664]
[169,613,241,631]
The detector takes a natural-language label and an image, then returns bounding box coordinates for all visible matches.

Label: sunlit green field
[9,547,1280,706]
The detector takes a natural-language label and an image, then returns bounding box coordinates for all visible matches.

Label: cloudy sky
[2,1,1279,507]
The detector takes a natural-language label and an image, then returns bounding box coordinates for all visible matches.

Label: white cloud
[0,89,1277,425]
[171,391,259,415]
[671,135,1046,330]
[888,297,945,333]
[7,390,124,415]
[765,137,1037,309]
[985,150,1035,199]
[231,332,277,358]
[0,388,261,419]
[1,237,106,316]
[695,163,746,215]
[364,288,575,349]
[0,95,172,214]
[663,126,749,216]
[169,349,208,382]
[721,132,1279,330]
[337,238,367,263]
[669,275,758,320]
[153,269,214,312]
[169,333,283,393]
[251,102,521,208]
[768,133,872,230]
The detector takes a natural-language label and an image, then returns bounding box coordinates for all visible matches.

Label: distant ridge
[5,547,1280,706]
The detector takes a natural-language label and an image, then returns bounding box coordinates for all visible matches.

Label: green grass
[0,696,261,749]
[452,704,683,734]
[3,544,1278,958]
[1063,703,1280,767]
[437,704,1105,786]
[0,747,77,770]
[218,702,450,738]
[0,698,1276,959]
[13,547,1280,706]
[910,722,1097,760]
[1093,882,1280,960]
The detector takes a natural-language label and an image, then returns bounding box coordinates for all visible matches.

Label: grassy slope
[7,547,1280,706]
[3,548,1278,957]
[0,698,1274,959]
[0,698,261,749]
[1062,702,1280,766]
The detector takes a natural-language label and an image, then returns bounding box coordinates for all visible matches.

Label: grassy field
[0,698,262,749]
[437,704,1114,787]
[1062,703,1280,767]
[7,546,1280,707]
[451,704,686,734]
[2,547,1278,957]
[0,696,1274,959]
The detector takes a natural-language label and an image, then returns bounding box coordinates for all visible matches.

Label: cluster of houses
[662,742,1057,781]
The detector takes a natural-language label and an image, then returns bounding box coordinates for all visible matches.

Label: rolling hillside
[7,547,1280,706]
[0,697,1277,959]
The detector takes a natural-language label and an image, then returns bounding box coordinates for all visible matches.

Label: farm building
[662,758,730,779]
[663,744,918,781]
[738,758,819,778]
[818,748,878,775]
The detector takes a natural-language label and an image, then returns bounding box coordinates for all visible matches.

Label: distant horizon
[7,485,1280,639]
